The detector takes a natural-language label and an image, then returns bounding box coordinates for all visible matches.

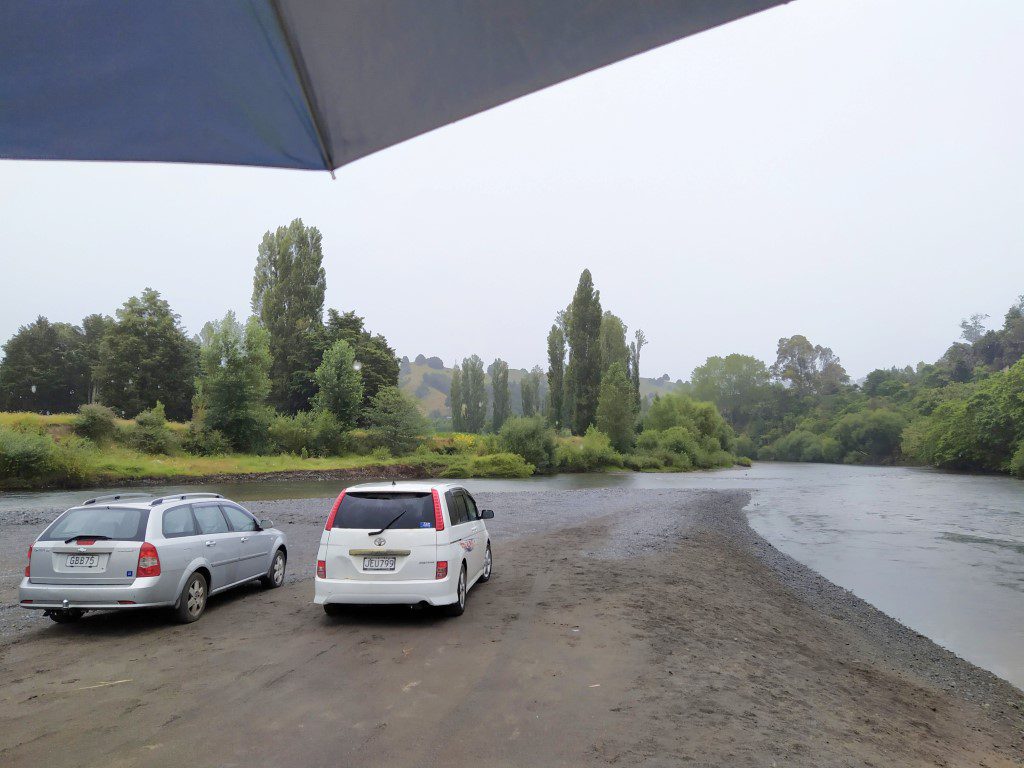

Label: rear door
[323,492,438,582]
[192,502,239,589]
[461,490,487,579]
[28,505,149,585]
[448,490,484,578]
[221,504,270,581]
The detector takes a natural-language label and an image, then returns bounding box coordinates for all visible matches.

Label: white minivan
[314,482,493,617]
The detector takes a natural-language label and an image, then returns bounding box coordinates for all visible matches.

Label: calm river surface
[3,463,1022,687]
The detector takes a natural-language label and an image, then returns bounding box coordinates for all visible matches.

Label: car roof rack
[149,492,224,506]
[81,493,154,505]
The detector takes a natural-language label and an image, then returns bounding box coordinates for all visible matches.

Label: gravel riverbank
[1,487,1021,766]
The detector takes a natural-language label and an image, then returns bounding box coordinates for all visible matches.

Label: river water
[3,463,1022,688]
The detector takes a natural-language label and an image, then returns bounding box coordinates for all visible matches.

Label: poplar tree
[460,355,487,433]
[450,366,464,431]
[490,358,510,432]
[252,219,326,414]
[546,324,566,429]
[565,269,603,434]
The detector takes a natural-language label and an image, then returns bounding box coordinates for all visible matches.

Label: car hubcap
[484,549,491,578]
[187,579,205,616]
[273,554,284,584]
[459,572,466,608]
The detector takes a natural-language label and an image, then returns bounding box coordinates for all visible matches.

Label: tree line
[686,295,1024,476]
[0,219,426,456]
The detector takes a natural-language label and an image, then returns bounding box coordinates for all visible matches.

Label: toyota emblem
[373,537,386,547]
[78,546,87,553]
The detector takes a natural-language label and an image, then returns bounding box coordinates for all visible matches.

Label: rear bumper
[18,576,174,610]
[314,575,457,607]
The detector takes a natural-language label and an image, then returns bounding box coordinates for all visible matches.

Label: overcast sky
[2,0,1022,381]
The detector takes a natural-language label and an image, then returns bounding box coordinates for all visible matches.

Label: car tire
[478,543,492,583]
[323,603,346,617]
[174,571,208,623]
[442,563,467,617]
[260,549,286,588]
[48,609,84,624]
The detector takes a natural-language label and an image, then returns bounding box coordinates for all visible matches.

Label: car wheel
[323,603,346,617]
[260,549,286,588]
[174,571,208,623]
[48,609,84,624]
[442,564,467,617]
[479,543,492,583]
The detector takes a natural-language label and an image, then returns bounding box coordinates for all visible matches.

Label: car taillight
[435,560,448,580]
[316,559,326,579]
[137,542,161,577]
[25,544,33,577]
[324,490,346,530]
[432,489,445,531]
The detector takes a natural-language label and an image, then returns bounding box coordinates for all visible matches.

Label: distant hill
[399,354,681,420]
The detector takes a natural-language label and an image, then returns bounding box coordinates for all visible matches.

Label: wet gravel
[3,486,1021,724]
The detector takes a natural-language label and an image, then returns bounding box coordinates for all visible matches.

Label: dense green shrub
[621,453,663,471]
[498,416,556,472]
[0,428,92,486]
[180,424,231,456]
[733,434,757,460]
[269,411,350,457]
[467,452,534,478]
[556,427,623,472]
[73,404,118,444]
[1011,443,1024,477]
[128,402,176,455]
[365,387,428,455]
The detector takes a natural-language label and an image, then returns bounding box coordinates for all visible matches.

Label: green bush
[365,386,428,455]
[556,427,623,472]
[621,453,663,471]
[498,416,556,472]
[733,434,757,460]
[1010,443,1024,478]
[467,452,534,478]
[735,455,753,467]
[269,411,350,457]
[73,404,118,444]
[0,428,93,486]
[128,402,176,455]
[180,424,231,456]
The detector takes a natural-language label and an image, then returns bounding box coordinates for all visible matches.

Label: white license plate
[66,555,98,567]
[362,556,396,571]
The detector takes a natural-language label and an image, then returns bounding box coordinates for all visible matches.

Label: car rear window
[333,492,436,530]
[41,506,149,542]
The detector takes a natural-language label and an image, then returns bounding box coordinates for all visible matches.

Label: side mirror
[480,510,494,520]
[259,518,274,530]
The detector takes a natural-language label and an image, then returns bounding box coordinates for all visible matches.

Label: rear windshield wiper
[64,534,112,544]
[368,510,406,536]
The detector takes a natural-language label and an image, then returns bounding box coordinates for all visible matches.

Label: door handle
[205,540,216,547]
[240,537,249,543]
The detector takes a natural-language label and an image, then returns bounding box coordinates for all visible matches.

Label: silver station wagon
[19,493,287,624]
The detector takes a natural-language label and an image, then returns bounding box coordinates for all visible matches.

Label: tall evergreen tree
[546,324,566,428]
[565,269,603,434]
[449,365,464,430]
[252,218,327,413]
[460,355,487,433]
[96,289,198,420]
[0,316,89,413]
[490,358,510,432]
[194,312,272,452]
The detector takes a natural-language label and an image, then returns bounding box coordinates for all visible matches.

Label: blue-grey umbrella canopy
[1,0,788,173]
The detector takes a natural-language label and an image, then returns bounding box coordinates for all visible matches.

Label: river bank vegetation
[686,297,1024,476]
[0,221,740,489]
